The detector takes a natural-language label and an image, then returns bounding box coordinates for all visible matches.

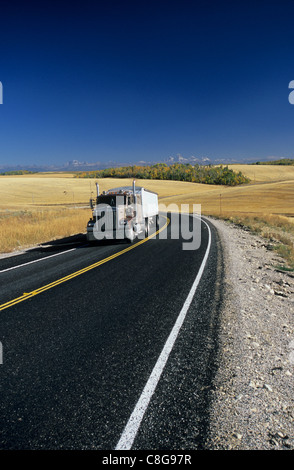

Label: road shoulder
[205,217,294,450]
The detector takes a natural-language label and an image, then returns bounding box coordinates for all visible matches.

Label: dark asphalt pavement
[0,214,224,450]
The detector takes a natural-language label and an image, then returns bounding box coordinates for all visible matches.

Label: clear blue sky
[0,0,294,167]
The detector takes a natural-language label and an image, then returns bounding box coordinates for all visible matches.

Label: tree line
[75,163,250,186]
[253,158,294,165]
[0,170,37,175]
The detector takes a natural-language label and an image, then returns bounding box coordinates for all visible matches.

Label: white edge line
[0,247,77,273]
[115,216,212,450]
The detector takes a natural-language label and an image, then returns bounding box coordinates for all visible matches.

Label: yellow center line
[0,217,170,312]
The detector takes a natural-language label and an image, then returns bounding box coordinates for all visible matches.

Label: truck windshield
[97,195,126,206]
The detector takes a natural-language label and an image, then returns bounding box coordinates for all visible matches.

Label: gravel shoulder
[205,217,294,450]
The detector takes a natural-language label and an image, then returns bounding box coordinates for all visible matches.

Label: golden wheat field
[0,166,294,262]
[0,174,219,208]
[227,164,294,183]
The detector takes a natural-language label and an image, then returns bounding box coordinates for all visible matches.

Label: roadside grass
[0,208,90,253]
[220,213,294,270]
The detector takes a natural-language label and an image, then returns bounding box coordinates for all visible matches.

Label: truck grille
[96,210,116,232]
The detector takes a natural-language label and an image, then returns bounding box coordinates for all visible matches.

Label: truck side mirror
[90,198,94,209]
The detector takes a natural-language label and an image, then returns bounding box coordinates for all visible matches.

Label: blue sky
[0,0,294,167]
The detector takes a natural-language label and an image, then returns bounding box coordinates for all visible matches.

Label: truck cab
[87,181,159,243]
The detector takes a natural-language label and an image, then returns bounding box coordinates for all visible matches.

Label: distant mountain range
[0,155,291,173]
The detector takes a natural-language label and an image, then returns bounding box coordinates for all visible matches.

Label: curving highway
[0,214,224,450]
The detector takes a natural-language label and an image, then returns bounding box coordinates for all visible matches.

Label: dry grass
[0,208,90,253]
[221,213,294,269]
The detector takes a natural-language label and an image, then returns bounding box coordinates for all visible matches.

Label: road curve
[0,214,224,450]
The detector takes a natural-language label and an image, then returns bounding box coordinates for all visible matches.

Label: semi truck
[86,181,159,243]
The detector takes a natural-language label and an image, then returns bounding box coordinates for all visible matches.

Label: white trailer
[86,181,159,243]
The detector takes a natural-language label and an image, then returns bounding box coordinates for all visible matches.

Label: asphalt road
[0,214,224,450]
